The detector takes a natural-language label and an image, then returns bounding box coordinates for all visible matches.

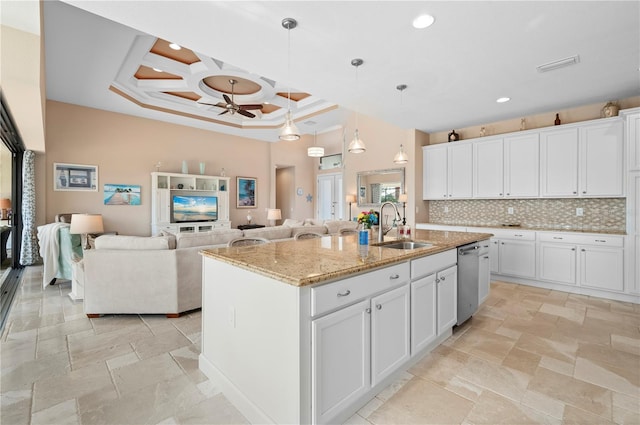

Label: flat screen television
[172,195,218,223]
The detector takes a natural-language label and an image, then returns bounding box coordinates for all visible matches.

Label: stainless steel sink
[380,241,433,250]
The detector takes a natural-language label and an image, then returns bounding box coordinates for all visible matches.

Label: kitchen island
[199,230,492,425]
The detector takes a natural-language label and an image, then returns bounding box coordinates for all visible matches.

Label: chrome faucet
[378,202,402,243]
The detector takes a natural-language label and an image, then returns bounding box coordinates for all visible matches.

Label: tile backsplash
[428,198,626,232]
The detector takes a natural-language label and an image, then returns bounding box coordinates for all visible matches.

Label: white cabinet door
[312,299,370,424]
[627,112,640,171]
[436,265,457,335]
[153,189,171,224]
[579,246,624,292]
[423,145,448,200]
[371,285,410,387]
[448,143,473,199]
[499,240,536,278]
[489,239,500,273]
[579,120,624,197]
[473,138,504,198]
[540,127,579,197]
[504,133,539,197]
[410,274,437,354]
[479,250,491,304]
[538,243,577,285]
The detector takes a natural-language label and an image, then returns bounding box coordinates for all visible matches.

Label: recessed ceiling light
[496,97,511,103]
[169,43,181,50]
[413,14,435,29]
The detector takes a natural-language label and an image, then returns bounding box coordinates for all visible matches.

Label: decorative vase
[247,213,252,224]
[554,113,561,125]
[181,160,189,174]
[220,167,226,177]
[358,228,370,245]
[199,162,205,175]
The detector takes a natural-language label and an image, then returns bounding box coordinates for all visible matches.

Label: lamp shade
[267,209,282,220]
[345,194,356,204]
[348,129,366,153]
[279,111,300,141]
[69,214,104,234]
[393,144,409,164]
[399,193,408,203]
[0,198,11,209]
[307,146,325,157]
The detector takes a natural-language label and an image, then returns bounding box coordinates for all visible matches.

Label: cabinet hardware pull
[441,276,446,281]
[337,290,351,297]
[506,193,510,196]
[365,308,371,314]
[501,242,505,245]
[583,191,587,194]
[571,248,575,251]
[573,191,577,194]
[376,304,382,310]
[595,239,606,243]
[581,249,586,252]
[483,245,489,248]
[483,256,489,259]
[435,278,440,283]
[389,274,400,280]
[499,193,503,196]
[553,237,563,240]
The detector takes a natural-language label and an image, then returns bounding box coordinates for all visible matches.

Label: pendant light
[393,144,409,164]
[393,85,408,164]
[308,131,324,157]
[279,18,300,141]
[348,58,366,153]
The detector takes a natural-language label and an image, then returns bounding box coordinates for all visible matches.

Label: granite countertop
[200,229,493,287]
[420,223,626,236]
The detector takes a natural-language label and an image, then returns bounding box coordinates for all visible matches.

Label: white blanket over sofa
[37,222,69,289]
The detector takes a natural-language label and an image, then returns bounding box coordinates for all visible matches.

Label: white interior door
[318,173,343,221]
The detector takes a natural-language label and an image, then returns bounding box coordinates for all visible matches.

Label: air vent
[304,120,317,126]
[536,55,580,73]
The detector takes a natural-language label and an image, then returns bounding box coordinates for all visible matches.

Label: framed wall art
[104,184,141,205]
[237,177,257,208]
[53,163,98,191]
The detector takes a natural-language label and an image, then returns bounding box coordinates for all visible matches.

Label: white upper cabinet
[422,143,472,200]
[473,138,503,198]
[626,110,640,171]
[504,133,540,197]
[579,120,624,197]
[423,145,448,200]
[540,127,579,197]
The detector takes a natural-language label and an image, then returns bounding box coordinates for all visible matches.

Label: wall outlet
[444,206,449,213]
[576,207,584,216]
[508,207,514,215]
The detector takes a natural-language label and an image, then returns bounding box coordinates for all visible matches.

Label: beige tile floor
[2,266,639,425]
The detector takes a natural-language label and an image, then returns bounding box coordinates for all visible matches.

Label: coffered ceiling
[42,1,640,142]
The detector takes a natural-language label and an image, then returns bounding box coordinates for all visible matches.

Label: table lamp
[0,198,11,221]
[345,194,356,221]
[267,208,281,227]
[398,193,408,225]
[70,214,104,249]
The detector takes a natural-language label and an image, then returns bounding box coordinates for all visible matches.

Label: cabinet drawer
[538,232,624,247]
[411,249,457,279]
[311,262,410,316]
[490,229,536,240]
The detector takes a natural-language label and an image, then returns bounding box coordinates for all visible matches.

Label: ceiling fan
[198,79,263,118]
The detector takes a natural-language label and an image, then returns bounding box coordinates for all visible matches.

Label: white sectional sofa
[82,220,358,318]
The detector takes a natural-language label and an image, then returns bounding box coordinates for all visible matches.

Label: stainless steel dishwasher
[457,242,480,325]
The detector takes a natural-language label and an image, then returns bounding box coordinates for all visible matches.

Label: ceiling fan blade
[237,109,256,118]
[239,104,264,111]
[198,102,227,108]
[218,110,229,116]
[223,94,232,104]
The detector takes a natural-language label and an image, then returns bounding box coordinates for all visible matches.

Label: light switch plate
[576,208,584,216]
[508,207,514,214]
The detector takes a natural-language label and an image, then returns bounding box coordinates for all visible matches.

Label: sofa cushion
[159,230,177,249]
[95,235,172,250]
[324,220,358,234]
[291,225,327,237]
[282,218,304,227]
[243,226,292,240]
[176,229,243,249]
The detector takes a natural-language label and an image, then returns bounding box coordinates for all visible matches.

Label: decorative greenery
[357,209,378,229]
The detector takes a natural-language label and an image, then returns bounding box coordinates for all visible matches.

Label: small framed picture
[104,184,141,205]
[237,177,257,208]
[54,163,98,191]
